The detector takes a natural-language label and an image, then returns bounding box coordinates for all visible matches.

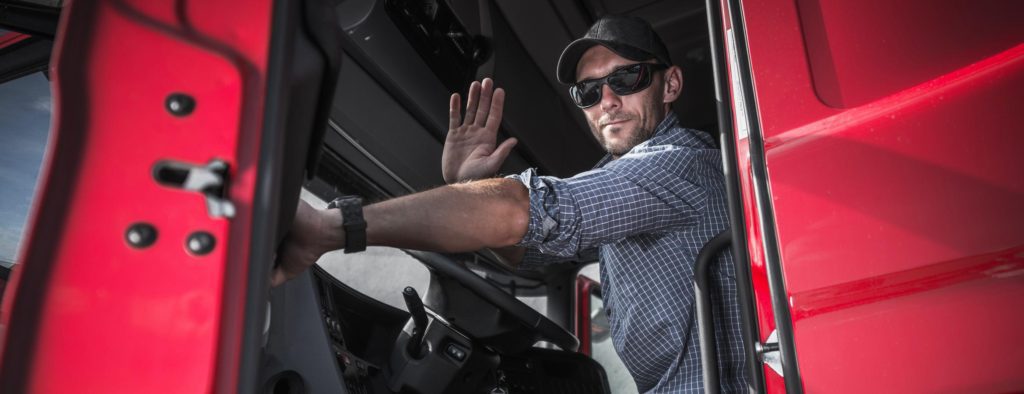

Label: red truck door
[0,0,340,392]
[716,0,1024,392]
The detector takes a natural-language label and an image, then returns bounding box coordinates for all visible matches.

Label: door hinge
[757,329,784,377]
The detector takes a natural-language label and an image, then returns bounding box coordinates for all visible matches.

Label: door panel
[0,0,274,392]
[736,0,1024,391]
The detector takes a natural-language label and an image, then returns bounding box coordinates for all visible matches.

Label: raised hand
[442,78,518,184]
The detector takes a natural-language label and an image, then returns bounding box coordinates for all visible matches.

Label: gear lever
[402,287,428,358]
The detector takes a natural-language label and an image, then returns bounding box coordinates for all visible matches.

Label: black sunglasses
[569,63,669,108]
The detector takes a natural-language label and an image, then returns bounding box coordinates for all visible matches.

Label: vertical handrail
[721,0,805,390]
[705,0,767,390]
[695,230,732,394]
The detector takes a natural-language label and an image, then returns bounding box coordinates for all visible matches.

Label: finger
[448,93,461,131]
[490,137,518,164]
[484,87,505,131]
[474,78,494,127]
[463,80,481,125]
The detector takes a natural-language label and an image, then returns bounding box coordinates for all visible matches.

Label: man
[274,15,747,393]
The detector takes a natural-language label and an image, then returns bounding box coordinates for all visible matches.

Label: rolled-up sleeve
[506,145,706,260]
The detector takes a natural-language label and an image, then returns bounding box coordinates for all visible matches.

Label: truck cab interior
[267,0,723,393]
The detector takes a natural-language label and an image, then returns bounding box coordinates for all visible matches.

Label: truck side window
[0,72,52,268]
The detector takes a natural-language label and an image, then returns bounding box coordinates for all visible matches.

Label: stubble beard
[590,111,658,157]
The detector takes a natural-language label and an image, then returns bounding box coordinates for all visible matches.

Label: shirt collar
[653,111,680,138]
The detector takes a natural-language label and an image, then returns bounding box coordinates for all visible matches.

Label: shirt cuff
[506,168,556,247]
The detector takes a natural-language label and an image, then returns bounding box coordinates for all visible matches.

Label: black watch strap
[327,196,366,253]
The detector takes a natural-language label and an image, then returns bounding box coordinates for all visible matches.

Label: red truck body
[723,0,1024,391]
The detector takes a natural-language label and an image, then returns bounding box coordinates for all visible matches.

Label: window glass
[0,72,52,267]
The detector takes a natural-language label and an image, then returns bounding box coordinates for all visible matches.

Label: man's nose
[599,84,621,112]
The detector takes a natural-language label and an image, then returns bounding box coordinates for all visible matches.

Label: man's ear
[662,65,683,103]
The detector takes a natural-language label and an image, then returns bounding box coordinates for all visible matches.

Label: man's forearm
[325,178,530,254]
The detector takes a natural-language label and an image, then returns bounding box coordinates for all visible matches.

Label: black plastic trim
[694,230,731,394]
[0,2,60,39]
[704,0,765,392]
[0,35,51,85]
[236,0,344,391]
[232,0,292,390]
[723,0,804,391]
[297,0,343,180]
[334,22,449,145]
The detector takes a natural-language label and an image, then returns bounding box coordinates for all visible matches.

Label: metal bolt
[165,93,196,116]
[125,223,158,248]
[186,231,216,255]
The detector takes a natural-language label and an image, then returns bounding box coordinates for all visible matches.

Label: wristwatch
[327,196,366,253]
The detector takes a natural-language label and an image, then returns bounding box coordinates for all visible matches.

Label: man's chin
[602,140,632,156]
[592,126,639,156]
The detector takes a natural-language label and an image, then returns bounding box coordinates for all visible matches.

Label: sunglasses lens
[569,64,662,108]
[608,64,647,95]
[571,81,602,108]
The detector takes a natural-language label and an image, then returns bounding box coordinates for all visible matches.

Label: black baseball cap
[557,15,672,84]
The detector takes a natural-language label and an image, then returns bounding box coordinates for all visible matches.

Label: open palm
[442,78,518,184]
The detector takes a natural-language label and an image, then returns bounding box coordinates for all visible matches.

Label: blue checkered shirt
[509,112,747,393]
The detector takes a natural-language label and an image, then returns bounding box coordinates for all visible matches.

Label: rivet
[125,223,158,248]
[186,231,216,255]
[165,93,196,116]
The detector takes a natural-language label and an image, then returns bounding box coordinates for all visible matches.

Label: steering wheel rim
[403,250,580,352]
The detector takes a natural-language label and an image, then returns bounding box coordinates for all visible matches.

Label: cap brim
[556,38,656,84]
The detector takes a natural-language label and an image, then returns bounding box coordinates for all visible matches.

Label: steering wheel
[403,250,580,352]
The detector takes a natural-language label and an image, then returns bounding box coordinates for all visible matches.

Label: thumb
[490,137,518,162]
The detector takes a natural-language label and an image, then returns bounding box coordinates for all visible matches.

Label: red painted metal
[716,1,784,391]
[0,0,273,392]
[733,0,1024,391]
[716,0,779,381]
[574,275,600,356]
[0,31,31,49]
